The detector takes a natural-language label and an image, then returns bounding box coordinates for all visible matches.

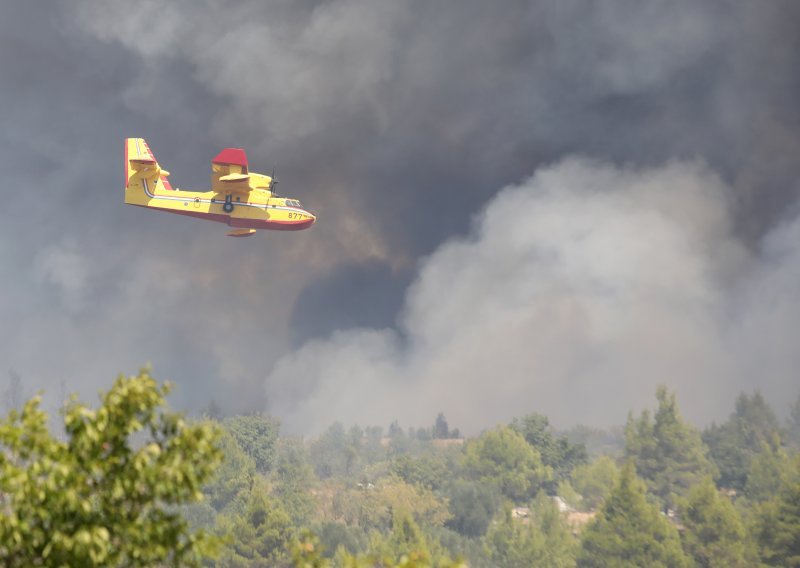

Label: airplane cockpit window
[287,199,303,208]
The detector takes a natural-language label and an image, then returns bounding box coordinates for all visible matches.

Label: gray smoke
[0,1,798,428]
[265,158,800,434]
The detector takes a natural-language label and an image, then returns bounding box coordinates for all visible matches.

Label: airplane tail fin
[125,138,173,194]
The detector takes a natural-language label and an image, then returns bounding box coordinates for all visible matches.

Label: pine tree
[485,496,576,568]
[625,386,715,510]
[703,391,781,491]
[679,477,750,567]
[578,462,690,568]
[787,394,800,450]
[753,457,800,566]
[745,436,793,502]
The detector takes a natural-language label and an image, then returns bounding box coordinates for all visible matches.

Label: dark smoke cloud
[0,1,798,429]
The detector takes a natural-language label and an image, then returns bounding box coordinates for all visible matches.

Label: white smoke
[266,158,800,434]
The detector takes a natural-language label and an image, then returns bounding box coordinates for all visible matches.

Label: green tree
[273,439,317,525]
[333,477,451,532]
[444,479,501,538]
[390,453,449,491]
[204,429,256,513]
[223,413,280,473]
[679,477,750,567]
[625,386,715,510]
[752,456,800,566]
[787,394,800,450]
[703,391,781,491]
[511,413,588,485]
[351,509,468,568]
[745,436,794,502]
[570,455,619,511]
[463,425,551,502]
[310,422,355,478]
[433,413,450,439]
[0,369,222,567]
[216,479,294,567]
[578,462,689,568]
[485,496,576,568]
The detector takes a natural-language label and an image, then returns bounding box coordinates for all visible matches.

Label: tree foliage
[578,462,689,568]
[703,391,782,492]
[570,455,619,511]
[216,479,295,567]
[625,386,715,509]
[745,436,794,502]
[223,413,280,473]
[787,394,800,451]
[752,456,800,566]
[444,479,501,538]
[485,495,577,568]
[332,477,451,532]
[204,429,256,513]
[463,425,551,502]
[274,439,317,525]
[679,477,750,568]
[0,369,222,567]
[511,413,588,485]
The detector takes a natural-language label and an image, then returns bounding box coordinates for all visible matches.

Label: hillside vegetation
[1,370,799,567]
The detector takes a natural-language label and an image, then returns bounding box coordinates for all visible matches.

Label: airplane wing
[211,147,251,192]
[125,138,173,190]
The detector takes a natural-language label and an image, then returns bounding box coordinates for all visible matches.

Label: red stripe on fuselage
[129,204,315,231]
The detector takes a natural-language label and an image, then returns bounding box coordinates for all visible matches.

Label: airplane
[124,138,315,237]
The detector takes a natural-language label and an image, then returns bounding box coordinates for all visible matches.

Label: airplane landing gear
[223,194,234,213]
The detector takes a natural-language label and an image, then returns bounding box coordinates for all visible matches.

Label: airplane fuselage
[126,177,316,231]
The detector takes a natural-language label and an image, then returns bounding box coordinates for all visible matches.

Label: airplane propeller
[270,167,279,194]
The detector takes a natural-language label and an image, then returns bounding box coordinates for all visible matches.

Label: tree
[679,477,750,567]
[310,422,353,478]
[273,439,317,525]
[625,386,715,510]
[511,413,588,485]
[433,413,450,439]
[752,456,800,566]
[0,369,222,567]
[787,394,800,450]
[390,453,449,491]
[223,413,280,473]
[570,455,619,511]
[578,462,690,568]
[204,429,256,513]
[745,436,794,502]
[444,479,501,538]
[463,425,551,502]
[485,495,577,568]
[216,479,294,567]
[703,391,781,491]
[332,477,451,532]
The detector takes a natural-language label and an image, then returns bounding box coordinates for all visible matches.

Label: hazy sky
[1,1,799,433]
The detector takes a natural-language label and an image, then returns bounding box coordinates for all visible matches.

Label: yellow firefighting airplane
[124,138,315,236]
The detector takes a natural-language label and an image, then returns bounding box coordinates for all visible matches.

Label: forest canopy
[1,370,799,567]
